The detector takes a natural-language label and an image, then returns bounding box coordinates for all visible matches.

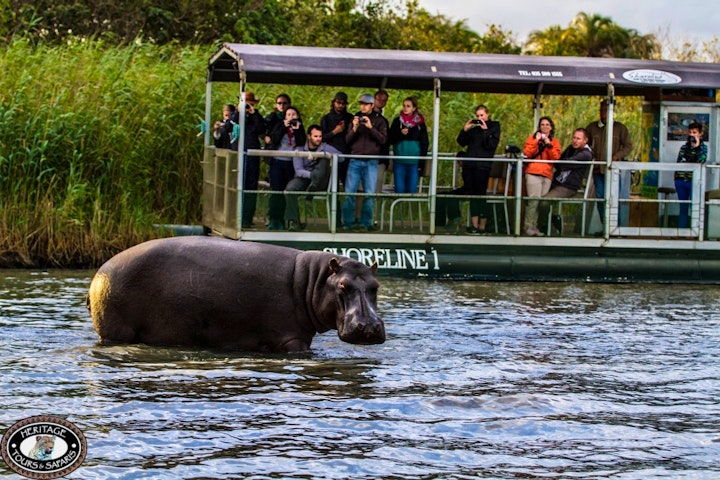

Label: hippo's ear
[371,261,378,275]
[329,257,342,274]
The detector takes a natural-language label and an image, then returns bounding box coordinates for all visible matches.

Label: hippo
[87,237,385,353]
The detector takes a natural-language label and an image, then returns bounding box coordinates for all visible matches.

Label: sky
[415,0,719,46]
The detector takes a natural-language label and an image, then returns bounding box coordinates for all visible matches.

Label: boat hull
[235,231,720,283]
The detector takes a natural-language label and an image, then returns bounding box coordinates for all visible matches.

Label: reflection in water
[1,270,719,478]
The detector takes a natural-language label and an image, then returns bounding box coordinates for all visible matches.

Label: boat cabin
[201,43,720,282]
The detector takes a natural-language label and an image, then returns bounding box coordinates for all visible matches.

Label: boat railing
[203,144,718,239]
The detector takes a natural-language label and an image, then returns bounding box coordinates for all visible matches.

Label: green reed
[0,39,209,266]
[0,40,642,267]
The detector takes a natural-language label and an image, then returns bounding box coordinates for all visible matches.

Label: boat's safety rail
[202,145,719,240]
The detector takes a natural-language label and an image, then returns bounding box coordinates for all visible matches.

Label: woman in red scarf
[389,97,429,194]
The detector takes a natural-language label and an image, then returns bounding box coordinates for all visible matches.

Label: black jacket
[320,109,354,154]
[268,120,306,152]
[553,144,592,191]
[456,120,501,170]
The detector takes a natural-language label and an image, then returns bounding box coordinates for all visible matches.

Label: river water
[1,269,719,479]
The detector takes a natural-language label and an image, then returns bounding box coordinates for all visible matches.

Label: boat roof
[208,43,720,96]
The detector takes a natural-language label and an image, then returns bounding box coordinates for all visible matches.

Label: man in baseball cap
[341,93,388,231]
[358,93,374,104]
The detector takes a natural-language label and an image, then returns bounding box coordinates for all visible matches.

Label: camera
[687,135,696,145]
[245,104,251,110]
[471,119,483,125]
[357,116,367,123]
[289,119,300,127]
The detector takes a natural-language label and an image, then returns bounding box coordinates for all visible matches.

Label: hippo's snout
[338,313,385,345]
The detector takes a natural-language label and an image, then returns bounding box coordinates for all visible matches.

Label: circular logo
[1,415,86,479]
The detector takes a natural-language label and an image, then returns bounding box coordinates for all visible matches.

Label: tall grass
[0,39,209,266]
[0,40,644,267]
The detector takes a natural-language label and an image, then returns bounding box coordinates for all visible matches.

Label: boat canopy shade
[208,43,720,96]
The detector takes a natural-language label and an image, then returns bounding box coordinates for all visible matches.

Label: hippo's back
[88,237,306,349]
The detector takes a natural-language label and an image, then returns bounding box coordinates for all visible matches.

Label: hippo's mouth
[337,313,385,345]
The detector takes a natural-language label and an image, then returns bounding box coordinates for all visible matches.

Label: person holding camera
[522,116,562,236]
[267,106,306,230]
[342,93,388,231]
[455,104,501,234]
[226,92,265,228]
[320,92,354,186]
[213,104,237,149]
[264,94,292,147]
[675,122,708,228]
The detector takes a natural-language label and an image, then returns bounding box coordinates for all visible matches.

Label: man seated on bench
[538,128,592,235]
[284,124,340,231]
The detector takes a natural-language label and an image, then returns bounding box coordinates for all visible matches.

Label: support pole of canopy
[603,78,615,239]
[533,83,544,132]
[204,76,213,147]
[236,60,247,235]
[429,68,440,236]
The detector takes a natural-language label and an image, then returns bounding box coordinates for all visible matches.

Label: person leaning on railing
[675,122,708,228]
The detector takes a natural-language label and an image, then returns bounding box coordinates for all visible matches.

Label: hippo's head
[327,257,385,345]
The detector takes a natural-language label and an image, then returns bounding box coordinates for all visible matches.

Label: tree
[525,12,659,59]
[1,0,521,53]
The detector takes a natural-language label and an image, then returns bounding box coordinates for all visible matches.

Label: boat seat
[658,186,676,227]
[547,164,594,237]
[380,178,426,232]
[302,176,333,230]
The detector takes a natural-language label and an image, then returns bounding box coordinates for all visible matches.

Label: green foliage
[0,39,210,266]
[526,12,660,59]
[0,0,519,53]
